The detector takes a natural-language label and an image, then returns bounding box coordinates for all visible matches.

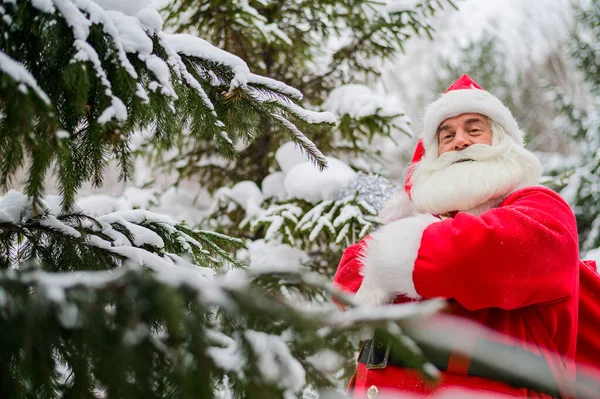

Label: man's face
[437,113,493,156]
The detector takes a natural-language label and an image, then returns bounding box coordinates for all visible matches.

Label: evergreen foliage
[552,0,600,252]
[0,1,451,397]
[0,190,242,271]
[161,0,457,190]
[174,0,458,303]
[434,30,577,153]
[434,33,557,148]
[0,262,445,398]
[245,194,377,264]
[435,34,517,112]
[0,0,331,211]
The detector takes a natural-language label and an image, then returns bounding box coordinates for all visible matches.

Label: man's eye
[469,129,481,133]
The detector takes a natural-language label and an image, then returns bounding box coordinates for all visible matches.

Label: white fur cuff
[355,214,439,306]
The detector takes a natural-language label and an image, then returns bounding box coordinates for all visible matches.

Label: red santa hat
[404,74,525,195]
[421,74,524,157]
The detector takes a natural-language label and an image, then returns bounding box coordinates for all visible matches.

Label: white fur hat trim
[421,89,524,158]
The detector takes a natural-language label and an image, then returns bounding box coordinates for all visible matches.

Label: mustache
[430,143,509,171]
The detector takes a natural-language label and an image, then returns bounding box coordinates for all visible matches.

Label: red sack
[576,260,600,397]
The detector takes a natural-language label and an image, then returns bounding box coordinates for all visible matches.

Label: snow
[39,215,82,238]
[77,188,208,226]
[265,98,337,125]
[77,194,124,216]
[248,74,302,101]
[97,96,127,124]
[583,248,600,271]
[92,0,154,16]
[166,33,250,92]
[261,172,286,200]
[217,181,264,216]
[135,7,162,32]
[0,50,51,104]
[105,216,164,247]
[56,130,70,139]
[32,0,55,13]
[58,303,82,328]
[330,300,445,327]
[92,0,162,31]
[151,188,208,226]
[104,10,153,54]
[0,190,32,223]
[284,157,356,203]
[242,240,309,274]
[275,142,312,174]
[305,350,344,374]
[206,329,243,374]
[383,0,421,13]
[100,209,177,227]
[322,84,404,119]
[244,330,306,393]
[122,323,150,346]
[121,187,157,209]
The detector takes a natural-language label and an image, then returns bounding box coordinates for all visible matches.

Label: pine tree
[0,1,445,397]
[170,0,458,291]
[0,0,333,211]
[434,32,574,153]
[552,0,600,253]
[158,0,457,191]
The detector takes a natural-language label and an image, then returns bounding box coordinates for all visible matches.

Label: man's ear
[378,190,414,224]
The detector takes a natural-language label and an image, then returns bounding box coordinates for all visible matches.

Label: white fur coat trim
[422,89,524,158]
[378,189,414,224]
[355,213,440,306]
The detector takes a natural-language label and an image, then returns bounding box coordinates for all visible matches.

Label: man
[334,74,580,398]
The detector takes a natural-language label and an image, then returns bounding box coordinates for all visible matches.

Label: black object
[357,336,561,398]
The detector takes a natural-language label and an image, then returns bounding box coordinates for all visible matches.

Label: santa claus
[333,74,580,398]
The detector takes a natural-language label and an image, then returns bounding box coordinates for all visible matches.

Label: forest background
[1,0,600,397]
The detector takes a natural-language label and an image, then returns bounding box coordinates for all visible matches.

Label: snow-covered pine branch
[158,0,454,192]
[0,258,445,397]
[244,193,377,254]
[548,0,600,255]
[0,190,242,271]
[0,0,333,209]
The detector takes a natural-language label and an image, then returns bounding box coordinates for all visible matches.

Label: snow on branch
[0,190,242,272]
[0,50,51,105]
[244,192,378,252]
[0,254,449,396]
[0,0,335,209]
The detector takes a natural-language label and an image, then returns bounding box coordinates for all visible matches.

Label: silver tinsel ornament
[334,172,396,212]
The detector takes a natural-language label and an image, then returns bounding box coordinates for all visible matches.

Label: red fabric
[575,259,600,398]
[444,73,483,93]
[577,260,600,369]
[333,186,580,398]
[405,140,426,195]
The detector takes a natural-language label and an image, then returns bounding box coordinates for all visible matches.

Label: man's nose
[454,131,471,151]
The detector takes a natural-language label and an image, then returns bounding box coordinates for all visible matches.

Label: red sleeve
[413,187,579,311]
[333,239,367,304]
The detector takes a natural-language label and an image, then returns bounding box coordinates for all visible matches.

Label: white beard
[409,131,542,216]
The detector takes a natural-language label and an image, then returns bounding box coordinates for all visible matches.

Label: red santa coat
[334,185,580,398]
